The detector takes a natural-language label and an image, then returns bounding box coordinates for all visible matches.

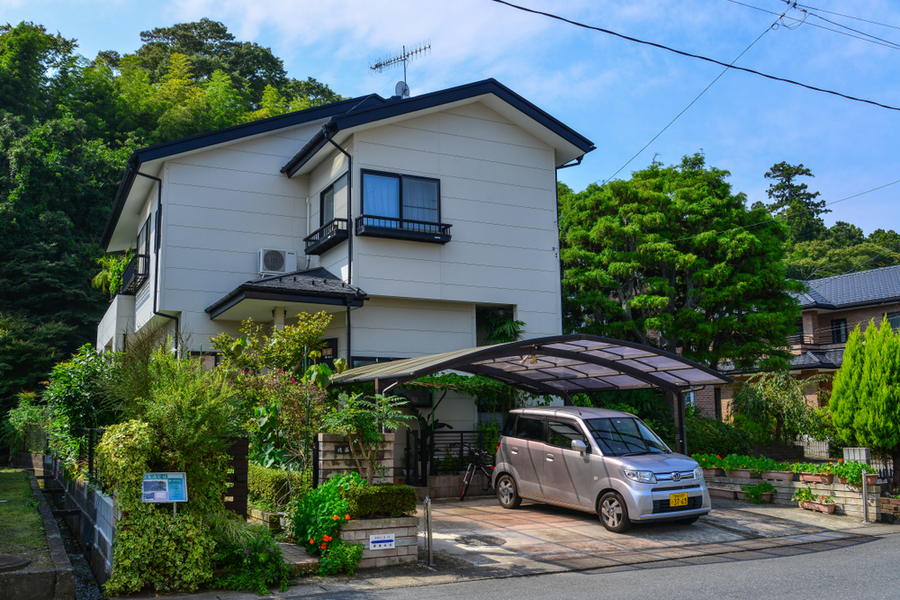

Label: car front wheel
[598,491,631,533]
[496,474,522,509]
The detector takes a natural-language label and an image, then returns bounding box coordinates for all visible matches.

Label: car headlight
[623,469,658,484]
[694,466,704,480]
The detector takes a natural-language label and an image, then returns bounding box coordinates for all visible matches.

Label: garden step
[277,542,318,575]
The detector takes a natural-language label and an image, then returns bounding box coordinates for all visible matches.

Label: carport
[331,334,732,454]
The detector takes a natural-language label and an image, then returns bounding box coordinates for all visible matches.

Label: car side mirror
[571,440,587,455]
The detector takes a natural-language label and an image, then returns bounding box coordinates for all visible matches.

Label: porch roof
[330,334,732,400]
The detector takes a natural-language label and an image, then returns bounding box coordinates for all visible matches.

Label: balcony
[304,218,349,255]
[355,215,452,244]
[119,254,149,295]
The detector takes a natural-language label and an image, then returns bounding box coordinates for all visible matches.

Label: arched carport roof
[331,334,732,400]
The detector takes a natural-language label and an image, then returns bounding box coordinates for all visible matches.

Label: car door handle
[546,454,554,462]
[511,447,519,454]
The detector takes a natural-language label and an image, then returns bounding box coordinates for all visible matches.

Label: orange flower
[716,455,722,459]
[838,458,843,462]
[333,515,340,520]
[321,543,327,549]
[345,514,351,520]
[323,535,332,542]
[309,538,314,545]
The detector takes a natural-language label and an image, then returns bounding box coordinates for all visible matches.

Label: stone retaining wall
[339,516,419,569]
[879,497,900,523]
[708,475,881,520]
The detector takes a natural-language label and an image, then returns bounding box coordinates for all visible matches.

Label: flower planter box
[799,473,834,484]
[339,516,419,569]
[708,486,736,499]
[702,467,723,478]
[799,501,835,514]
[837,474,878,486]
[761,470,793,482]
[726,469,755,479]
[735,490,747,501]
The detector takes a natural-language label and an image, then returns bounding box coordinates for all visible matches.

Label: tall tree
[830,319,900,487]
[764,162,829,245]
[560,154,803,372]
[0,22,76,120]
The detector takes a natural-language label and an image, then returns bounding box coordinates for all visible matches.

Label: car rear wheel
[598,491,631,533]
[496,474,521,509]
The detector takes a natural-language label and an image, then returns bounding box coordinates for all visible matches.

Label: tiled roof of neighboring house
[205,268,368,319]
[790,348,844,370]
[798,264,900,310]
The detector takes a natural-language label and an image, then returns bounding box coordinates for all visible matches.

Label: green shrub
[317,539,364,577]
[343,483,417,519]
[248,464,307,510]
[208,513,293,595]
[740,481,775,504]
[686,415,752,456]
[287,472,365,554]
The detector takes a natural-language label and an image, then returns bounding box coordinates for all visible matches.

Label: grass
[0,468,53,568]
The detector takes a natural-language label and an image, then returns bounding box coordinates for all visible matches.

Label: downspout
[323,126,354,364]
[304,195,312,270]
[134,170,180,355]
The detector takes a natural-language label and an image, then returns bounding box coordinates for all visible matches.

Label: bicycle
[458,445,495,501]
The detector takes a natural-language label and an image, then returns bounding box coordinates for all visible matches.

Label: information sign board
[142,472,188,503]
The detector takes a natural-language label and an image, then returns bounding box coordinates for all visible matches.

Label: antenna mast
[370,42,431,85]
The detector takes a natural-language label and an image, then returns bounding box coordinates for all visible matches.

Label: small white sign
[369,533,395,550]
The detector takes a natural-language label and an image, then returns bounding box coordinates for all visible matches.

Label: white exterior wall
[155,124,322,349]
[347,102,562,340]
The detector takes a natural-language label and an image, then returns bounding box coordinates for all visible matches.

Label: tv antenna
[370,42,431,93]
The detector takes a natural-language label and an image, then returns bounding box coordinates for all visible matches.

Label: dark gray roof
[790,348,844,370]
[798,265,900,310]
[205,268,367,318]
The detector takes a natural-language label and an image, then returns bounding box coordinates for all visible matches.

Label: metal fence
[404,429,497,486]
[76,427,105,484]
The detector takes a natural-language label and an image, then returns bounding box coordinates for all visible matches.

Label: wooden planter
[799,501,836,514]
[761,470,793,482]
[702,467,723,478]
[726,469,755,479]
[708,486,736,499]
[799,473,834,484]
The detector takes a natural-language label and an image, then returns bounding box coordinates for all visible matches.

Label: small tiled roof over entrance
[331,334,731,401]
[798,264,900,310]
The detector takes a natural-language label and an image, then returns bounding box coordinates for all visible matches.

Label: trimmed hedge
[686,415,752,456]
[248,464,305,509]
[343,483,417,519]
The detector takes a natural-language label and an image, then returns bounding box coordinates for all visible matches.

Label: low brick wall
[879,497,900,523]
[413,472,494,501]
[708,475,881,520]
[247,507,284,532]
[339,516,419,569]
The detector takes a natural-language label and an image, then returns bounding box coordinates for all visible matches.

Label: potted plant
[792,487,836,514]
[757,457,792,482]
[791,462,835,484]
[693,453,724,478]
[707,484,737,499]
[834,460,879,487]
[723,454,758,479]
[741,481,776,504]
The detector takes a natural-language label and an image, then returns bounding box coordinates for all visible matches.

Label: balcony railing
[355,215,452,244]
[119,253,149,295]
[304,218,349,255]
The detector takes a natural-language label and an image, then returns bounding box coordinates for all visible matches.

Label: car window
[547,420,588,450]
[514,416,544,441]
[585,417,669,456]
[501,413,518,437]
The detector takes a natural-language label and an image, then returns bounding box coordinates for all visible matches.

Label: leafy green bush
[248,463,307,510]
[208,513,293,595]
[317,539,364,576]
[685,414,752,456]
[833,460,876,485]
[343,483,417,519]
[740,481,775,504]
[3,391,48,453]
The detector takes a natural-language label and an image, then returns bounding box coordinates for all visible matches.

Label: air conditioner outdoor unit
[259,248,297,276]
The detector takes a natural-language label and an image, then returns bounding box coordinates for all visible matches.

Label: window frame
[831,318,849,344]
[887,311,900,330]
[546,419,590,453]
[360,169,442,225]
[319,173,347,227]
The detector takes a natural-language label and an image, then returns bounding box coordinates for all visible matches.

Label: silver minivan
[492,406,710,532]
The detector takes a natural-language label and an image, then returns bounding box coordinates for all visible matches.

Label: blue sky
[8,0,900,234]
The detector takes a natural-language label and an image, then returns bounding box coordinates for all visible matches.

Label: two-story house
[696,264,900,420]
[96,78,595,433]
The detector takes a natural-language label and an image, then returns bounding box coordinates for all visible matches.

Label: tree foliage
[830,319,900,486]
[730,370,828,444]
[560,154,803,371]
[764,161,829,245]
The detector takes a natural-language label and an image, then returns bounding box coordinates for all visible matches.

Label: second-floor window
[831,318,848,344]
[888,311,900,330]
[362,170,440,224]
[320,173,347,226]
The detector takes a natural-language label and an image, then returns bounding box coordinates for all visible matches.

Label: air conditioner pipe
[323,125,354,365]
[134,169,179,355]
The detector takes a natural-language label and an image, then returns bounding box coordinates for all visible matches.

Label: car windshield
[584,417,670,457]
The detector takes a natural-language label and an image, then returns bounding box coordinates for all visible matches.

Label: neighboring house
[96,78,595,437]
[699,264,900,419]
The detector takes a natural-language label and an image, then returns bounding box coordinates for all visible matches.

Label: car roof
[510,406,634,419]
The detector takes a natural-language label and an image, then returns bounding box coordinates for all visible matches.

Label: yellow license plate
[670,492,688,507]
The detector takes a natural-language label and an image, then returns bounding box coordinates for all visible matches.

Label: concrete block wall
[339,516,419,568]
[413,472,494,501]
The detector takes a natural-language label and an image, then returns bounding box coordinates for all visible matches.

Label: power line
[793,2,900,32]
[602,14,779,184]
[725,0,900,50]
[489,0,900,112]
[825,178,900,207]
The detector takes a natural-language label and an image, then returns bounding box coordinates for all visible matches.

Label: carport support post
[674,389,687,455]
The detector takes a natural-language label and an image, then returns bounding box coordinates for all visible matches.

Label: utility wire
[792,2,900,32]
[824,178,900,207]
[726,0,900,50]
[489,0,900,112]
[602,14,780,184]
